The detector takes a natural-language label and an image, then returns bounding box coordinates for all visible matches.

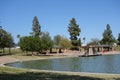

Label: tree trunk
[50,48,52,53]
[59,48,62,53]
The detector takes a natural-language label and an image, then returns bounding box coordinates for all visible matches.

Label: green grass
[0,48,33,56]
[0,66,105,80]
[1,67,120,80]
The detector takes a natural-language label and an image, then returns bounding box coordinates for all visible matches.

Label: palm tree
[17,34,20,39]
[0,26,2,29]
[83,37,86,44]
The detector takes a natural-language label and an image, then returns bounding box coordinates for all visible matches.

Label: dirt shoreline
[0,51,120,79]
[1,51,120,64]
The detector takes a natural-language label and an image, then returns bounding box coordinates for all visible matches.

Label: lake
[6,54,120,74]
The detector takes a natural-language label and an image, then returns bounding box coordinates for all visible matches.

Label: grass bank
[0,66,105,80]
[1,66,120,80]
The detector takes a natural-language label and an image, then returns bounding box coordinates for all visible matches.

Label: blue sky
[0,0,120,43]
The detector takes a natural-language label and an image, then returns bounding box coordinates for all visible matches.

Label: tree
[17,34,20,39]
[17,34,21,46]
[19,32,53,54]
[32,16,41,37]
[83,37,86,44]
[54,35,61,46]
[0,28,7,53]
[0,27,14,53]
[54,35,72,52]
[88,38,100,46]
[101,24,115,45]
[6,33,14,54]
[78,38,82,46]
[19,36,40,55]
[40,32,53,53]
[117,33,120,45]
[59,36,72,49]
[0,26,2,29]
[68,18,81,47]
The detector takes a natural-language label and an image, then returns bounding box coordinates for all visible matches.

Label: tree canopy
[32,16,41,37]
[68,18,81,47]
[19,32,53,54]
[54,35,61,46]
[40,32,53,52]
[0,27,14,53]
[117,33,120,45]
[19,36,41,54]
[83,37,86,44]
[88,38,100,46]
[101,24,115,45]
[54,35,72,49]
[19,16,54,54]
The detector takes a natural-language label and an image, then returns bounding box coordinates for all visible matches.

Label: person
[102,47,104,55]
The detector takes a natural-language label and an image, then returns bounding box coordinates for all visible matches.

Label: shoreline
[0,51,120,66]
[0,51,120,68]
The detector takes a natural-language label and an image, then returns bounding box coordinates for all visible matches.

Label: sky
[0,0,120,44]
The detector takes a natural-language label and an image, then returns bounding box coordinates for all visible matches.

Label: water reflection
[6,54,120,74]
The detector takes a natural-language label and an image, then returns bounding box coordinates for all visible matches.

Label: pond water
[6,54,120,74]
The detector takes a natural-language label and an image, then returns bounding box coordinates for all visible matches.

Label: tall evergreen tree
[68,18,81,47]
[32,16,41,37]
[117,33,120,45]
[78,38,82,46]
[101,24,115,45]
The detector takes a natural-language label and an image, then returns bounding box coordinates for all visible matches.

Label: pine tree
[32,16,41,37]
[78,38,82,46]
[101,24,115,45]
[117,33,120,45]
[68,18,81,47]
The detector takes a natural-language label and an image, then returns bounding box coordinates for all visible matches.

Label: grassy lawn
[0,66,105,80]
